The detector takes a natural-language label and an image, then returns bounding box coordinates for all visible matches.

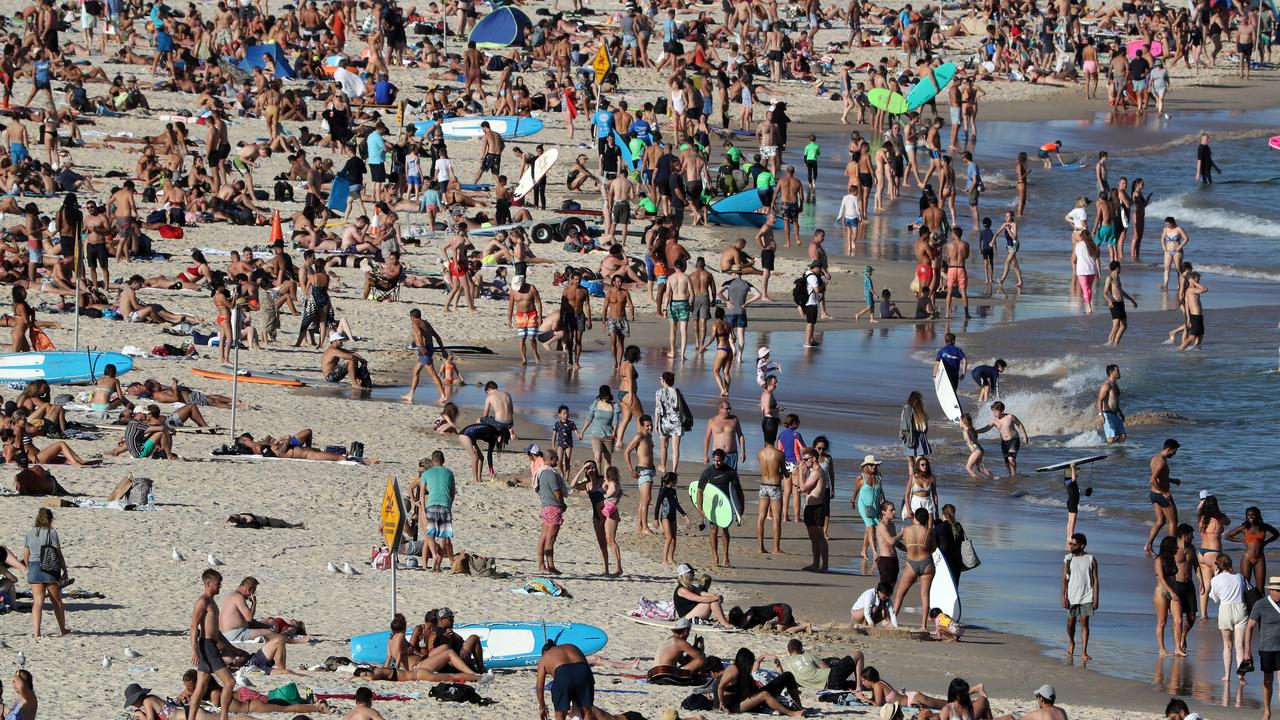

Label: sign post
[379,475,406,617]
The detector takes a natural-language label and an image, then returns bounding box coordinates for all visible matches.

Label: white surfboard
[613,612,741,632]
[1035,455,1108,473]
[933,369,963,423]
[514,148,559,200]
[928,548,961,620]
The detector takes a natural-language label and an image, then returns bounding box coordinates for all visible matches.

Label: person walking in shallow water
[1062,532,1098,661]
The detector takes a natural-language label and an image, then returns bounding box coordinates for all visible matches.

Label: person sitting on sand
[106,405,177,460]
[119,275,203,325]
[673,564,736,628]
[719,239,760,275]
[651,618,708,680]
[177,670,330,716]
[12,463,69,496]
[993,684,1064,720]
[716,647,808,717]
[219,576,310,644]
[379,613,491,682]
[321,333,372,388]
[773,639,863,692]
[2,424,97,467]
[340,686,386,720]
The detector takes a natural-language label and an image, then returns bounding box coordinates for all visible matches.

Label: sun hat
[879,702,902,720]
[757,347,771,358]
[124,684,150,708]
[862,455,883,467]
[328,331,346,343]
[1267,576,1280,591]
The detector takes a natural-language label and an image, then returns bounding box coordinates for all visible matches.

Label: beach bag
[32,328,55,351]
[108,476,153,506]
[960,536,981,570]
[38,529,62,577]
[429,682,494,705]
[676,389,694,432]
[267,683,306,705]
[274,180,294,202]
[158,224,184,239]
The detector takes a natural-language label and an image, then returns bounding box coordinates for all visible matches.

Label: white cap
[1199,490,1213,500]
[673,617,692,630]
[757,346,771,358]
[328,331,346,343]
[676,563,694,577]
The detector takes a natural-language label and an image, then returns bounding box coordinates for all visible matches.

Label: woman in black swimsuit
[458,422,506,483]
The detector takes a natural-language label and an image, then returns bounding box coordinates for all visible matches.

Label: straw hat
[861,455,883,467]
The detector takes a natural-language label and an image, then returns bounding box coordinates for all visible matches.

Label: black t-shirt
[971,364,1000,386]
[1197,144,1213,167]
[601,145,620,175]
[655,153,674,179]
[697,464,737,495]
[342,156,366,185]
[1128,57,1149,80]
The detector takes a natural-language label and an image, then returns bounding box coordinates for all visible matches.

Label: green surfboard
[867,88,908,114]
[688,482,739,529]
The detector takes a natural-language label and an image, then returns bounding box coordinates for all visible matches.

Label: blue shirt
[863,275,875,304]
[776,427,805,464]
[366,130,386,164]
[978,228,994,253]
[374,81,395,105]
[33,60,50,85]
[663,17,677,41]
[628,119,652,143]
[592,109,614,139]
[936,344,965,380]
[156,30,173,52]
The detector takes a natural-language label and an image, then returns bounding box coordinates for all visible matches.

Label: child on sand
[439,351,465,403]
[878,289,903,319]
[958,414,995,482]
[654,472,686,565]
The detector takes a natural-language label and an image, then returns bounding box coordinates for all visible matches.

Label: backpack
[791,273,811,307]
[428,683,495,705]
[274,180,294,202]
[676,389,694,432]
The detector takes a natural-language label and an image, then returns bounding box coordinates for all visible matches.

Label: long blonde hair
[34,507,53,529]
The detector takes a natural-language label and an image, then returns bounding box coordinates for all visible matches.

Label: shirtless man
[776,166,804,249]
[207,109,231,192]
[993,686,1067,720]
[321,334,370,388]
[703,400,746,469]
[688,258,715,349]
[599,244,646,287]
[873,502,900,588]
[719,238,759,275]
[652,619,707,674]
[1143,439,1181,555]
[405,308,446,404]
[623,415,657,534]
[218,576,308,645]
[757,109,780,176]
[111,181,140,260]
[479,381,515,440]
[1096,364,1126,444]
[474,122,505,183]
[508,279,544,365]
[943,226,971,319]
[188,570,236,720]
[1176,272,1206,351]
[757,441,786,554]
[602,275,635,368]
[83,200,112,290]
[797,448,829,572]
[666,259,693,359]
[233,142,270,199]
[755,215,777,300]
[462,41,485,98]
[561,273,592,368]
[605,172,634,245]
[119,276,202,325]
[975,401,1030,478]
[536,643,598,720]
[1102,261,1137,346]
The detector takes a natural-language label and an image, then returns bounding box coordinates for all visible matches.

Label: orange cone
[269,210,283,244]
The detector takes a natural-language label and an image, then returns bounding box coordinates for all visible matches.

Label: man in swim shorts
[666,259,692,359]
[507,279,543,366]
[188,569,238,720]
[1096,363,1126,443]
[975,401,1029,478]
[942,226,971,319]
[1144,439,1181,555]
[537,642,595,720]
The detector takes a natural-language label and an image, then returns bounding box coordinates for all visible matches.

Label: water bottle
[147,492,156,506]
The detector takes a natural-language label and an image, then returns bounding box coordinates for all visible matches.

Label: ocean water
[362,105,1280,703]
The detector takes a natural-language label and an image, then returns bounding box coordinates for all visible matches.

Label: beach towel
[628,597,676,621]
[509,577,570,597]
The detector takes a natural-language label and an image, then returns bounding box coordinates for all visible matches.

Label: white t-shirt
[850,587,897,627]
[1210,572,1246,605]
[1074,241,1099,277]
[836,193,861,221]
[805,271,821,306]
[1067,207,1087,230]
[434,158,454,184]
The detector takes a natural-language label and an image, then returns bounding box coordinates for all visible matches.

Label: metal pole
[391,547,398,616]
[229,303,241,437]
[73,236,81,350]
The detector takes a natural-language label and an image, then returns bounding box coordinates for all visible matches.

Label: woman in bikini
[1160,217,1189,291]
[891,508,936,630]
[1153,535,1185,657]
[903,457,940,522]
[16,381,68,435]
[699,307,734,396]
[597,466,624,576]
[856,666,947,710]
[1196,494,1230,616]
[614,345,643,451]
[177,670,328,715]
[10,286,35,353]
[1226,506,1280,591]
[717,647,806,716]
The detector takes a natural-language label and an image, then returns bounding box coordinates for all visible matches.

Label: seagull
[478,669,496,686]
[235,669,255,687]
[124,645,143,659]
[15,651,25,667]
[102,656,112,668]
[207,553,224,567]
[326,562,338,574]
[340,562,358,575]
[172,547,185,562]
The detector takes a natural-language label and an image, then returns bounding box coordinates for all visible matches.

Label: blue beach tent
[238,43,297,79]
[469,6,532,48]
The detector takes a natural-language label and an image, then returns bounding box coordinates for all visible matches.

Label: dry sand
[0,0,1272,716]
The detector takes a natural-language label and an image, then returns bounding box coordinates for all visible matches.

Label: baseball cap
[1034,684,1056,701]
[328,331,346,343]
[524,443,542,456]
[676,563,694,577]
[1199,490,1214,500]
[673,617,692,630]
[438,607,455,619]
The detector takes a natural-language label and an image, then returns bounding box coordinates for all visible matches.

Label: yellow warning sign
[592,46,612,83]
[379,475,405,549]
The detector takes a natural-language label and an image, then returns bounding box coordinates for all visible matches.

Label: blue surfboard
[350,622,607,667]
[905,62,958,111]
[707,210,782,229]
[414,116,545,139]
[614,130,638,171]
[0,351,135,384]
[711,188,765,214]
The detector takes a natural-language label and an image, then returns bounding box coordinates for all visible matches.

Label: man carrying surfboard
[696,449,740,568]
[933,333,967,391]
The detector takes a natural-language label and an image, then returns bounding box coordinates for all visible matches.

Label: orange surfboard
[192,368,306,387]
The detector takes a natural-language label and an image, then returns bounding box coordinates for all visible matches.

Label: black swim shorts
[551,662,595,712]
